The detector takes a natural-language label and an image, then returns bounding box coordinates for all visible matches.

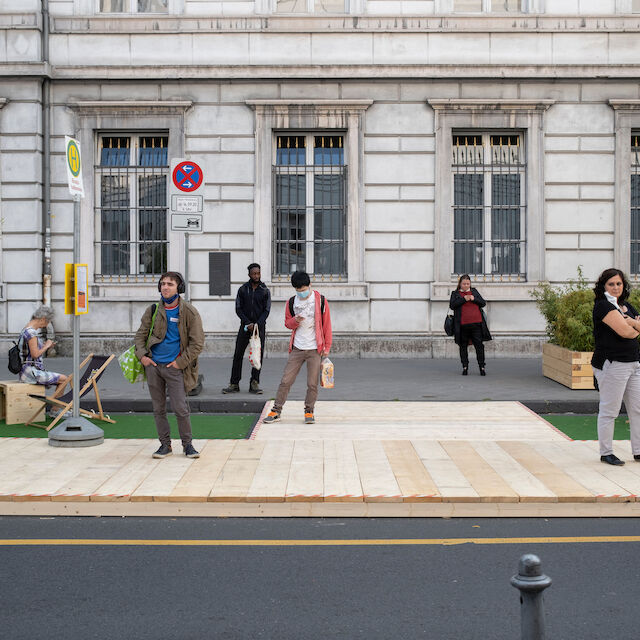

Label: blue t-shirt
[151,305,181,363]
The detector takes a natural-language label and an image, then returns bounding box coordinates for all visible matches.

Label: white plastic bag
[320,357,334,388]
[248,324,262,370]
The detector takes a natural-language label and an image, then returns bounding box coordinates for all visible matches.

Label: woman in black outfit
[591,268,640,466]
[449,274,492,376]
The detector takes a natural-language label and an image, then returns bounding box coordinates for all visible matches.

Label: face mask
[296,289,311,299]
[162,293,179,304]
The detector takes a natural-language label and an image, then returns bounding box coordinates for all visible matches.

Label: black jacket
[449,287,492,346]
[235,281,271,327]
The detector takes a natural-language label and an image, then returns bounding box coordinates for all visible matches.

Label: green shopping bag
[119,303,159,383]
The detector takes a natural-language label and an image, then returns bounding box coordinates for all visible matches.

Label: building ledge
[431,282,540,302]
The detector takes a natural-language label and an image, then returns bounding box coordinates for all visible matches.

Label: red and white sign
[172,160,203,193]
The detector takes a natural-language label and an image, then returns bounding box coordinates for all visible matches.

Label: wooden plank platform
[250,401,570,441]
[1,402,640,517]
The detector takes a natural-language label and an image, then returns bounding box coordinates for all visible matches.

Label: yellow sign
[64,263,89,315]
[64,263,74,315]
[67,140,81,177]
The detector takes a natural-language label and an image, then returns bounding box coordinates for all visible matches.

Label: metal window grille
[100,0,168,11]
[95,135,168,280]
[452,132,527,282]
[272,134,347,281]
[632,134,640,275]
[453,0,522,11]
[275,0,348,12]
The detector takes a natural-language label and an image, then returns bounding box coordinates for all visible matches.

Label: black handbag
[444,312,454,337]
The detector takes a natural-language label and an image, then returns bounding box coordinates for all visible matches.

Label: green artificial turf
[0,413,256,439]
[543,414,631,441]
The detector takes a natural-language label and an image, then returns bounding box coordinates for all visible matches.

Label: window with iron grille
[275,0,348,13]
[632,134,640,275]
[452,132,526,279]
[453,0,523,11]
[273,134,347,279]
[95,135,168,279]
[99,0,168,12]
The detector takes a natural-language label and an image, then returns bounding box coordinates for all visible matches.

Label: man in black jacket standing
[222,263,271,394]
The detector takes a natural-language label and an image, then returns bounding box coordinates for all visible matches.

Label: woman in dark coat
[449,274,492,376]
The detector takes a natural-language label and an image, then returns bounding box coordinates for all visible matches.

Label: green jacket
[134,297,205,392]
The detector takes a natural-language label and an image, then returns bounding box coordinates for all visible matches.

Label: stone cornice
[49,65,640,81]
[68,100,193,115]
[608,99,640,110]
[428,99,555,112]
[246,99,373,113]
[50,15,640,34]
[0,99,8,110]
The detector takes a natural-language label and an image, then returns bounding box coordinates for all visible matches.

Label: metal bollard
[510,554,552,640]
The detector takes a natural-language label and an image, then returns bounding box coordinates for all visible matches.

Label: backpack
[288,294,325,318]
[8,335,23,374]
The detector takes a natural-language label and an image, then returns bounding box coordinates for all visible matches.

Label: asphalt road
[1,517,639,640]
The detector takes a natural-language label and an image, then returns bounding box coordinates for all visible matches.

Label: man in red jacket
[263,271,332,425]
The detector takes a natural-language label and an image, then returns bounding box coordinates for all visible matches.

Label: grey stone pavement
[12,355,601,415]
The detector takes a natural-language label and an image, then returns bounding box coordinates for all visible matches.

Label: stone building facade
[1,1,640,356]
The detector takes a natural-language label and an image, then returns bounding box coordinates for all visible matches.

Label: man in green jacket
[135,271,205,459]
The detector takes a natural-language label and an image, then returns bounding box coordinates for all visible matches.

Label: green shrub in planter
[531,267,593,350]
[554,288,595,352]
[533,267,640,352]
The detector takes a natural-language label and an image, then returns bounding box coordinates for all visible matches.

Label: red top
[459,290,482,325]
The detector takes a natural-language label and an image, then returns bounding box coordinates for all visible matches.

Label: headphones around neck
[158,272,186,294]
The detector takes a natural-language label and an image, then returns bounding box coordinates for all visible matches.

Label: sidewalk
[16,356,600,414]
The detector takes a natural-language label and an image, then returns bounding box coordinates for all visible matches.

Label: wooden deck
[1,401,639,517]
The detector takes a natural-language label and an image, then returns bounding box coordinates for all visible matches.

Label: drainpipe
[41,1,55,348]
[41,0,51,309]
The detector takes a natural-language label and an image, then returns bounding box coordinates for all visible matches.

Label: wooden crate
[542,343,595,390]
[0,381,45,425]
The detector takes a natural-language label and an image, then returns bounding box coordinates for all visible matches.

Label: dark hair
[158,271,186,294]
[593,268,630,301]
[291,270,310,289]
[457,274,471,289]
[247,263,260,273]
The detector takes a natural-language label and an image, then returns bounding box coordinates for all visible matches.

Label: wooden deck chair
[24,354,116,432]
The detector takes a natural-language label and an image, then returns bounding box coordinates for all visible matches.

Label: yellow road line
[1,536,640,547]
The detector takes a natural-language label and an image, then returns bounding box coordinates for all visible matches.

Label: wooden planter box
[542,343,595,390]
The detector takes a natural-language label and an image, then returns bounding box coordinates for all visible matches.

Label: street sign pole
[72,195,80,418]
[184,234,190,302]
[49,136,103,447]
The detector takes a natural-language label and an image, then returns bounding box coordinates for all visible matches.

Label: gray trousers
[593,360,640,456]
[145,364,192,447]
[273,347,322,414]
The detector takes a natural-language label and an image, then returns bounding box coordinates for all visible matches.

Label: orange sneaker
[263,410,281,424]
[304,412,315,424]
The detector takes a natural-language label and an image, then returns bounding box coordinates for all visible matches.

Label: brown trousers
[273,347,322,413]
[145,364,193,446]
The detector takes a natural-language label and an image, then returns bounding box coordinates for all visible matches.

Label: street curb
[77,398,603,415]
